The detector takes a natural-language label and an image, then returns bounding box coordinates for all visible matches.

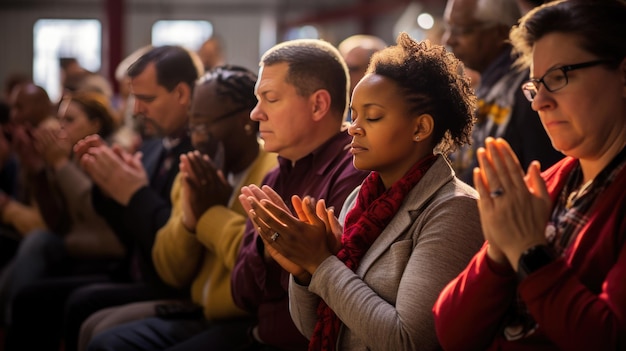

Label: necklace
[565,178,593,210]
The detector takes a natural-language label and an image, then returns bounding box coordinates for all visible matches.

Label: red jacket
[433,156,626,351]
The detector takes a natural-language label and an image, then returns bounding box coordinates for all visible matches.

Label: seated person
[0,91,124,327]
[80,65,277,351]
[433,1,626,349]
[244,32,484,350]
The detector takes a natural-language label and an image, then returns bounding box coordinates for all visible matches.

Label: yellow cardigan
[152,147,277,320]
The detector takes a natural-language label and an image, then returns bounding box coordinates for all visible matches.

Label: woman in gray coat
[244,32,484,351]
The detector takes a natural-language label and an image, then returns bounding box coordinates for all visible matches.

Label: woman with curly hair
[242,32,484,350]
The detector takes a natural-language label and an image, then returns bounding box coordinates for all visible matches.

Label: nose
[347,120,363,136]
[443,30,455,48]
[249,102,266,122]
[530,85,554,112]
[133,99,145,116]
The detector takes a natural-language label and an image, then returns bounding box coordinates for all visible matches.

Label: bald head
[197,37,225,71]
[338,35,387,94]
[10,83,52,126]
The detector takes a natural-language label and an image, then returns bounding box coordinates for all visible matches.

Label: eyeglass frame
[188,106,251,136]
[521,59,613,102]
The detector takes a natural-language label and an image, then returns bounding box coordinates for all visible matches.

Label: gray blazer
[289,156,484,350]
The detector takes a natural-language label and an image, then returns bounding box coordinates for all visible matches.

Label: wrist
[293,272,312,286]
[181,215,197,234]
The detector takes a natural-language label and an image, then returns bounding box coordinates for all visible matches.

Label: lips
[350,142,367,154]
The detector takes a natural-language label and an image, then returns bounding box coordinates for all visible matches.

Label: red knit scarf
[308,154,439,351]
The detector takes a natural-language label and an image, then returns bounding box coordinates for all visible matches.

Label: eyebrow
[133,94,156,100]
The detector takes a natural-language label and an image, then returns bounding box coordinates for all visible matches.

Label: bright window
[151,20,213,51]
[33,19,102,102]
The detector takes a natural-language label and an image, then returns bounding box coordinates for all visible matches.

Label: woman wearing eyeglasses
[433,1,626,350]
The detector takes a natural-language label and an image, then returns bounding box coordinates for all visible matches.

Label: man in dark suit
[3,46,201,351]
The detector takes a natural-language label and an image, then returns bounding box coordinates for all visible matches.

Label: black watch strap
[517,245,556,281]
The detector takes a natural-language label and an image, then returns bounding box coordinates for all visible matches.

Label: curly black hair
[367,32,476,155]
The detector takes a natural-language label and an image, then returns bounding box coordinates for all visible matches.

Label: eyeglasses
[188,106,250,136]
[521,60,611,102]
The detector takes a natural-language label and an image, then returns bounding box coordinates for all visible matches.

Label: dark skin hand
[180,150,232,232]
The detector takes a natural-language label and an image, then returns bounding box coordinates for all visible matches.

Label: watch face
[518,245,555,280]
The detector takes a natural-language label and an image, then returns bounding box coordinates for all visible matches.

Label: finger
[315,199,332,233]
[473,167,491,208]
[477,142,502,195]
[239,194,254,215]
[526,161,550,201]
[248,184,271,203]
[292,196,307,222]
[261,185,290,212]
[484,138,510,191]
[179,154,189,173]
[301,197,324,228]
[493,138,526,190]
[327,208,342,235]
[251,198,293,233]
[190,151,215,177]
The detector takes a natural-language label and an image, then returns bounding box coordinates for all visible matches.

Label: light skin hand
[249,195,333,277]
[80,144,148,205]
[33,127,71,170]
[237,185,343,284]
[73,134,106,165]
[474,138,552,271]
[238,185,309,281]
[179,151,232,232]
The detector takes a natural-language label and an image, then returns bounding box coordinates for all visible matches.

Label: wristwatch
[517,245,556,281]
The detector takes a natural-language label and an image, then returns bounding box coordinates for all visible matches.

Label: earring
[414,135,420,141]
[244,124,253,135]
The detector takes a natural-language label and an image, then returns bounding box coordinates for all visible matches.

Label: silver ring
[490,187,505,198]
[270,232,280,242]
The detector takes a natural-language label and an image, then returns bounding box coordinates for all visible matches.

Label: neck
[282,122,342,163]
[579,136,626,182]
[227,142,260,175]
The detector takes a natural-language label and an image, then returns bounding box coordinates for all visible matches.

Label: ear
[413,113,434,142]
[174,82,192,106]
[310,89,332,122]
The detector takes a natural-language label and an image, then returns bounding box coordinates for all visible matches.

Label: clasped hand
[238,185,342,284]
[75,134,149,205]
[179,150,232,232]
[33,127,71,170]
[473,137,553,270]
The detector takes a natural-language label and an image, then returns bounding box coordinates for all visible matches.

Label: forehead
[130,63,160,91]
[191,81,236,120]
[256,62,289,93]
[445,0,479,22]
[531,33,588,73]
[353,74,403,105]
